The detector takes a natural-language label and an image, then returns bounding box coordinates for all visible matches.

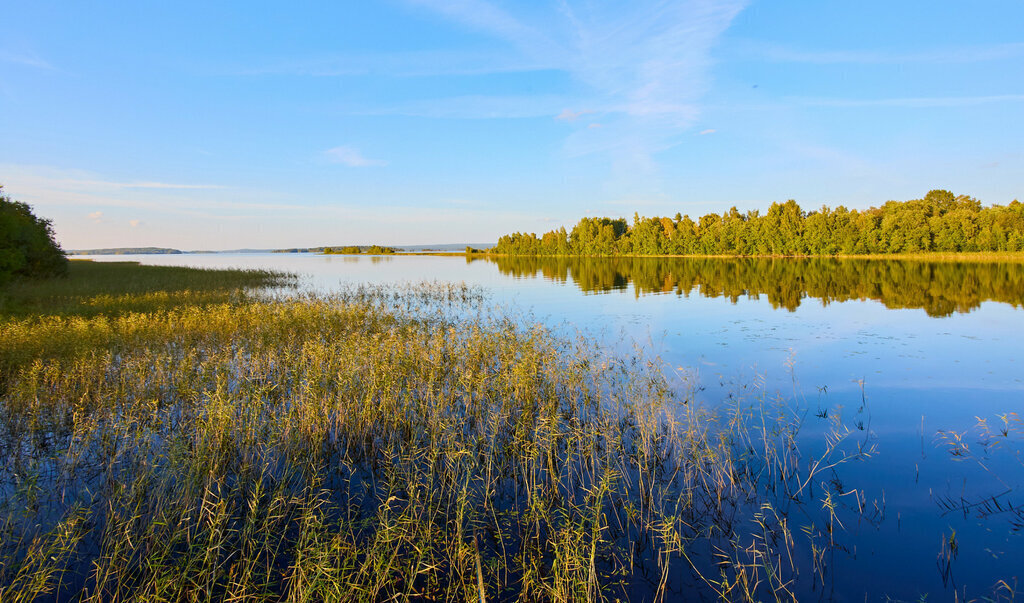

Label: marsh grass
[0,260,294,318]
[1,263,885,601]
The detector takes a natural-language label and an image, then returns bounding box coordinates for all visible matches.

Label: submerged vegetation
[0,261,1019,600]
[495,190,1024,257]
[478,255,1024,317]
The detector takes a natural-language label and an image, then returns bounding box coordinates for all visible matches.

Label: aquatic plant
[0,262,951,601]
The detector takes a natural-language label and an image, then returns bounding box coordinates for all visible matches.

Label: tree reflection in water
[477,255,1024,317]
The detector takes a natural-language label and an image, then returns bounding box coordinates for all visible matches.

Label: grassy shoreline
[0,260,294,318]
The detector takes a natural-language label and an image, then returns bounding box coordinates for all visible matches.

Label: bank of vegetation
[323,245,397,255]
[494,190,1024,257]
[0,186,68,286]
[274,245,398,254]
[0,260,902,601]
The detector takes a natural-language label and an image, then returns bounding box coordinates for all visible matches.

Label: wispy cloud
[736,41,1024,65]
[88,211,103,222]
[406,0,561,58]
[0,164,294,217]
[404,0,747,171]
[793,94,1024,109]
[354,94,570,119]
[0,49,53,69]
[324,146,388,167]
[699,128,716,135]
[230,49,555,78]
[444,198,479,205]
[556,109,594,122]
[77,180,227,190]
[232,1,746,176]
[129,219,142,228]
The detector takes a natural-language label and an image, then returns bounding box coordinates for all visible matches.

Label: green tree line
[323,245,397,255]
[0,186,67,286]
[494,190,1024,256]
[477,255,1024,317]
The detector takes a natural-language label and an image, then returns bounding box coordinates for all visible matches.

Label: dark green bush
[0,186,68,285]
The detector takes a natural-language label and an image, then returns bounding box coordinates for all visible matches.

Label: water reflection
[477,255,1024,316]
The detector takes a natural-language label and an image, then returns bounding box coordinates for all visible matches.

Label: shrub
[0,186,68,285]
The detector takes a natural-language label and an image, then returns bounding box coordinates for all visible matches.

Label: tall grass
[0,260,293,318]
[1,263,884,601]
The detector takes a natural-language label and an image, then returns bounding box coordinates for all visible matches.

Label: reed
[1,262,884,601]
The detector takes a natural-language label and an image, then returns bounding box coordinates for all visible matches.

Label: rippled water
[79,252,1024,598]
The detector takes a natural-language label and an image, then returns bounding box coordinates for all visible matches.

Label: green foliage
[322,245,397,255]
[493,190,1024,256]
[0,186,68,285]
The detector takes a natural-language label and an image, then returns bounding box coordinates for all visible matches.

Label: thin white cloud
[75,179,227,190]
[324,146,388,167]
[405,0,560,58]
[699,128,716,135]
[737,41,1024,65]
[0,49,53,69]
[232,49,555,78]
[556,109,594,121]
[355,94,570,119]
[443,198,483,206]
[794,94,1024,109]
[0,164,295,216]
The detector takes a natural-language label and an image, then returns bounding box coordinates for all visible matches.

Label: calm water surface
[82,253,1024,599]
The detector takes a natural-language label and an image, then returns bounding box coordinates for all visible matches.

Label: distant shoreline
[69,249,1024,262]
[69,243,497,255]
[474,251,1024,262]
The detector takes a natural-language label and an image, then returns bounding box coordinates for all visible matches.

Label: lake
[80,252,1024,599]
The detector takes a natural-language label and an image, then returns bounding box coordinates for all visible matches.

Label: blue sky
[1,1,1022,249]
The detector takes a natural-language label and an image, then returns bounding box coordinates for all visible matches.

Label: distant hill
[69,247,182,255]
[191,249,274,254]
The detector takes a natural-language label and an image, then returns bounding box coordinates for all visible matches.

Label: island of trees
[274,245,397,254]
[323,245,397,255]
[493,190,1024,256]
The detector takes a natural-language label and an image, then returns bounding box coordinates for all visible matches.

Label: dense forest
[494,190,1024,256]
[0,186,67,285]
[476,255,1024,317]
